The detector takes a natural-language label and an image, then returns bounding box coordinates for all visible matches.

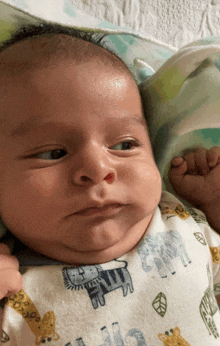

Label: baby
[0,23,220,346]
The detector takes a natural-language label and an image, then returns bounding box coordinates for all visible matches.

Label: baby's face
[0,38,161,264]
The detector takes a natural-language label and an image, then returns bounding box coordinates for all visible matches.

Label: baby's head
[0,24,161,264]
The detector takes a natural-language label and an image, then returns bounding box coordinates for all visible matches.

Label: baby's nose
[71,144,117,186]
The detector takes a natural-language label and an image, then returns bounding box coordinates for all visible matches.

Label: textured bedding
[69,0,220,49]
[3,0,220,49]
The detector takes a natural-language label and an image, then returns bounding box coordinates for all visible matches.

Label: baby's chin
[49,241,134,264]
[59,225,150,264]
[28,234,141,265]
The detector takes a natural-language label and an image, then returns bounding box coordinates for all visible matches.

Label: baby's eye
[111,140,138,151]
[36,149,67,160]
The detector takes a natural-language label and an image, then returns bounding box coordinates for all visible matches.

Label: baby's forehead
[0,33,131,79]
[0,35,93,75]
[0,34,144,136]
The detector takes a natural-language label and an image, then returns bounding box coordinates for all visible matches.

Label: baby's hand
[0,243,22,300]
[169,146,220,207]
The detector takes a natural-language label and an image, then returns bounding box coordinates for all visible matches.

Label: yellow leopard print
[210,246,220,265]
[161,204,190,220]
[5,289,59,345]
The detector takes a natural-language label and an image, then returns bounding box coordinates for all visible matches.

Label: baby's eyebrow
[7,116,48,138]
[7,114,146,138]
[109,114,147,129]
[126,114,146,127]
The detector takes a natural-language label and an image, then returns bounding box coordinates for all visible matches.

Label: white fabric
[1,191,220,346]
[68,0,220,49]
[3,0,220,49]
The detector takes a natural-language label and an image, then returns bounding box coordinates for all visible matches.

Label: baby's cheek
[125,161,162,201]
[26,168,64,198]
[139,163,162,199]
[138,161,161,185]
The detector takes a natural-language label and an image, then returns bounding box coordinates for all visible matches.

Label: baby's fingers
[169,157,187,189]
[171,156,184,167]
[207,146,220,167]
[0,269,22,299]
[183,152,198,175]
[194,148,209,175]
[170,156,187,175]
[0,254,19,271]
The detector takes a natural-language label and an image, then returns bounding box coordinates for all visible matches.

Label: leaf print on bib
[193,232,207,245]
[1,329,10,343]
[152,292,167,317]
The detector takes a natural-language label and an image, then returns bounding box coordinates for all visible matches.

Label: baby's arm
[0,243,22,300]
[169,146,220,233]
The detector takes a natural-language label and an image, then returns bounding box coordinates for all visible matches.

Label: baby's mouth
[75,203,123,217]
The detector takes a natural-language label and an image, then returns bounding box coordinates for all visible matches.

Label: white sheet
[69,0,220,48]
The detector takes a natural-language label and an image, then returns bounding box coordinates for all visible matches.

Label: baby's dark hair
[0,22,135,80]
[0,22,108,52]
